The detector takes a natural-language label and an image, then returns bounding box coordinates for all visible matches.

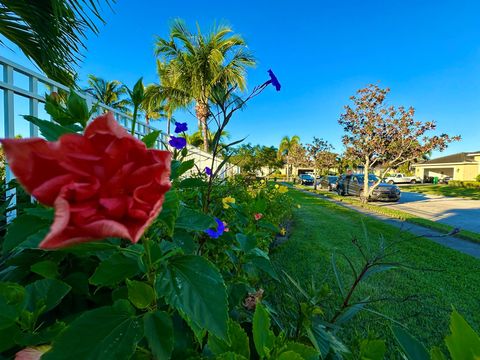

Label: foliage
[0,0,114,86]
[306,137,337,176]
[84,75,130,112]
[338,84,459,202]
[476,174,480,182]
[278,135,301,180]
[231,144,284,176]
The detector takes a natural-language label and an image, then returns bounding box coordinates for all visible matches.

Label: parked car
[318,175,338,191]
[298,174,315,185]
[383,173,421,184]
[337,173,401,202]
[439,176,452,184]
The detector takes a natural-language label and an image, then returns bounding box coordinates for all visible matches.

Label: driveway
[374,192,480,233]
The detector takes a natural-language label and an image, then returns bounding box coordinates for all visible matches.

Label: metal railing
[0,56,240,218]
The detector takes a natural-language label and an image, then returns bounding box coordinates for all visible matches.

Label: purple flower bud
[205,166,212,176]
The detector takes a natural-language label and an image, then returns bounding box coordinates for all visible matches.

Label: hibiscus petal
[31,174,74,205]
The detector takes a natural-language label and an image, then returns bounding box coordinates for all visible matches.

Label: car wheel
[410,179,416,184]
[388,180,394,184]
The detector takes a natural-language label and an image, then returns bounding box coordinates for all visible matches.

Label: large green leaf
[144,310,174,360]
[208,320,250,358]
[89,253,141,286]
[171,159,195,180]
[127,280,155,310]
[0,282,26,330]
[157,190,180,236]
[284,342,319,360]
[277,351,304,360]
[156,255,228,340]
[215,353,248,360]
[25,278,71,314]
[66,91,89,127]
[142,130,161,148]
[445,310,480,360]
[175,207,216,231]
[2,214,50,253]
[42,300,143,360]
[360,339,386,360]
[252,303,275,358]
[31,260,59,279]
[392,326,429,360]
[178,178,208,188]
[23,116,78,141]
[236,233,256,253]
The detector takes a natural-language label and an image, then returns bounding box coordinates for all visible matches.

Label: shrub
[449,180,480,189]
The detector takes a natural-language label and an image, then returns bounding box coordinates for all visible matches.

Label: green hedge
[449,180,480,189]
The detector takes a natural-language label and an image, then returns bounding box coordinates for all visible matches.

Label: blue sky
[2,0,480,156]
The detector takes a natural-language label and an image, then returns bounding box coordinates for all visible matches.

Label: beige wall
[414,163,479,181]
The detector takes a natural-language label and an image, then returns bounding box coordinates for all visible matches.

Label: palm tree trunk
[167,114,171,135]
[195,101,210,152]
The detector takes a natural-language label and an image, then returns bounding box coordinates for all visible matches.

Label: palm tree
[154,19,255,151]
[182,129,230,150]
[0,1,113,86]
[143,61,189,134]
[278,135,301,181]
[84,75,130,112]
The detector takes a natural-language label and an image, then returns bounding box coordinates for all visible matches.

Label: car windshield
[356,174,379,183]
[300,174,313,179]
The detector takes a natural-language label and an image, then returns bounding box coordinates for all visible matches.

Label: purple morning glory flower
[169,136,186,150]
[205,166,212,176]
[174,121,188,133]
[205,218,225,239]
[267,69,281,91]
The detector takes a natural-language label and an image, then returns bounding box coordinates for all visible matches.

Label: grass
[295,185,480,243]
[401,184,480,200]
[268,189,480,357]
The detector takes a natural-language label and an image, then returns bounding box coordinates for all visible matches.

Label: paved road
[374,192,480,233]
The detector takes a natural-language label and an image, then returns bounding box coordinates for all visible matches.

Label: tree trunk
[362,158,370,203]
[195,101,209,152]
[167,115,171,135]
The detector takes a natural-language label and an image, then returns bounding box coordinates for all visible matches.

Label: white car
[383,173,421,184]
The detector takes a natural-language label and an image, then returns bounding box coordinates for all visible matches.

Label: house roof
[418,151,480,165]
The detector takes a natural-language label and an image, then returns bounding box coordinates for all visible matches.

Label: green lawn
[401,184,480,200]
[268,189,480,357]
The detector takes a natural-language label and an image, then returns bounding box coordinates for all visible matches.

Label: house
[413,151,480,181]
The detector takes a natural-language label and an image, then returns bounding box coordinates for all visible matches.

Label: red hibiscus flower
[254,213,263,221]
[0,113,171,249]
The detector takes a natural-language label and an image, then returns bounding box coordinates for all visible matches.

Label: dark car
[298,174,315,185]
[318,175,338,191]
[337,173,401,202]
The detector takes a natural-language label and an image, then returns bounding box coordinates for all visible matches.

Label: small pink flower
[254,213,263,221]
[223,222,229,232]
[16,346,50,360]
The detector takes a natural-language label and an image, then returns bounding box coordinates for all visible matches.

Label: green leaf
[360,339,386,360]
[430,347,447,360]
[2,214,50,253]
[142,130,161,148]
[66,91,89,127]
[284,342,319,360]
[23,116,78,141]
[331,251,345,297]
[171,159,195,180]
[215,353,248,360]
[24,207,54,220]
[277,351,304,360]
[89,253,141,286]
[127,280,155,309]
[144,310,174,360]
[175,207,216,231]
[157,190,180,236]
[236,233,256,253]
[173,229,196,254]
[208,320,250,358]
[252,303,275,358]
[156,255,228,340]
[445,310,480,360]
[0,282,26,330]
[392,326,429,360]
[363,264,397,281]
[31,260,59,279]
[334,300,367,325]
[247,254,279,281]
[25,278,71,314]
[178,178,208,188]
[43,300,143,360]
[0,324,21,352]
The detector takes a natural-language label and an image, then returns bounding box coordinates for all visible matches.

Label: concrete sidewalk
[298,189,480,259]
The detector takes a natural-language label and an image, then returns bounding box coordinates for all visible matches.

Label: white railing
[0,56,240,217]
